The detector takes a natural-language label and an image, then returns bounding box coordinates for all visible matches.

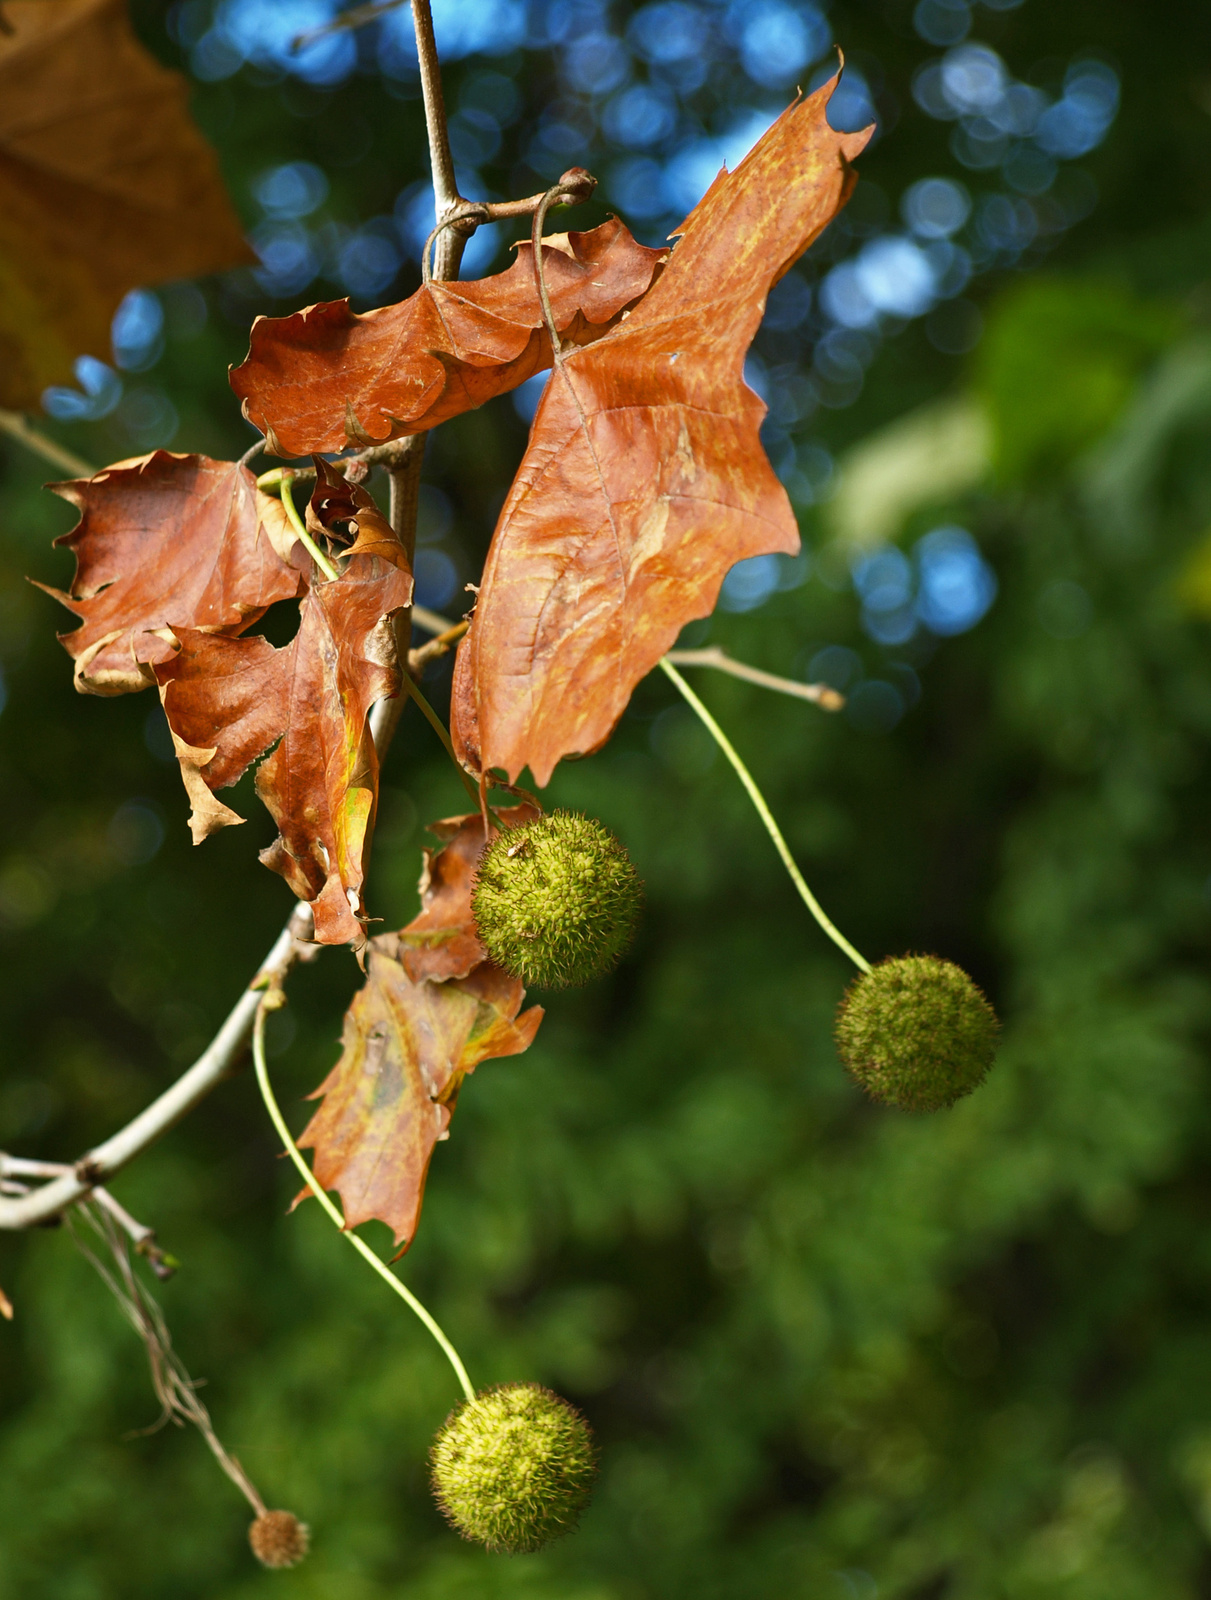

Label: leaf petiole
[659,657,872,975]
[252,996,476,1403]
[400,671,481,806]
[278,474,340,583]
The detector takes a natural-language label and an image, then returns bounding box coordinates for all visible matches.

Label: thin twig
[92,1189,180,1280]
[420,208,489,285]
[531,182,570,358]
[292,0,408,52]
[0,1154,71,1180]
[409,617,468,673]
[67,1203,270,1515]
[666,646,845,711]
[0,906,318,1230]
[372,1,466,741]
[0,1157,179,1275]
[420,169,597,283]
[256,433,467,486]
[411,603,456,635]
[480,169,597,221]
[412,0,462,280]
[258,436,424,488]
[0,409,94,477]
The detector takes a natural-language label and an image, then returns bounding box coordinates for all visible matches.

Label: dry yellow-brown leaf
[451,78,871,785]
[0,0,253,409]
[299,935,543,1249]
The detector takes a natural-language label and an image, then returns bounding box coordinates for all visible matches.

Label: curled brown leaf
[35,452,305,696]
[230,218,667,457]
[156,551,412,946]
[298,941,542,1250]
[307,456,409,567]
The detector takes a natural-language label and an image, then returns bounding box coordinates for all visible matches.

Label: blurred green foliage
[978,280,1184,483]
[5,2,1211,1598]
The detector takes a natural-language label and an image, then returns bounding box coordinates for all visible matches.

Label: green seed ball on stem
[471,811,643,989]
[835,954,999,1112]
[430,1382,597,1553]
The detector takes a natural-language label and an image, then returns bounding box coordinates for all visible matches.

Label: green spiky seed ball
[430,1382,597,1553]
[835,954,999,1112]
[472,811,643,989]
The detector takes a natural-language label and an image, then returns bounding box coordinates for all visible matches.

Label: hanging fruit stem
[251,995,475,1402]
[660,657,871,974]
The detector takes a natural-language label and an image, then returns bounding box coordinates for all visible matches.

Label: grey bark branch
[0,909,319,1229]
[373,0,467,743]
[411,0,467,281]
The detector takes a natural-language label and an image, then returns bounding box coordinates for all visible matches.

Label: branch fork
[421,168,598,284]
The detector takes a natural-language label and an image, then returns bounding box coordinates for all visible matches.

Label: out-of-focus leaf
[451,77,871,785]
[0,0,254,409]
[35,452,304,696]
[229,219,667,457]
[825,396,992,551]
[298,810,544,1247]
[399,803,539,984]
[978,277,1182,484]
[155,552,412,945]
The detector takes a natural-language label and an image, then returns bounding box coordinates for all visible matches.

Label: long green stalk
[252,999,475,1402]
[400,673,480,806]
[660,657,871,974]
[278,477,340,582]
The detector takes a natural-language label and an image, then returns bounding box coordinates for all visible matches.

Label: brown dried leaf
[156,552,412,945]
[307,456,408,567]
[0,0,254,409]
[229,218,667,457]
[36,452,305,696]
[452,80,872,785]
[298,934,542,1249]
[0,1283,12,1320]
[400,803,539,984]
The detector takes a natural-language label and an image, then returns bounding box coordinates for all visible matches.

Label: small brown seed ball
[248,1509,310,1568]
